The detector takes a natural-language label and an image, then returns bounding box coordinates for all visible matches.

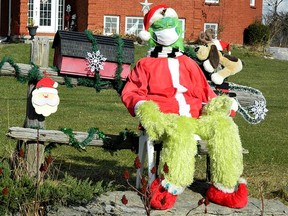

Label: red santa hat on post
[139,5,178,41]
[34,77,58,95]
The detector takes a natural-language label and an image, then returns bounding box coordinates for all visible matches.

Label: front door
[33,0,64,33]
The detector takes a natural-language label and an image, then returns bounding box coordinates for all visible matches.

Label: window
[57,0,64,30]
[250,0,255,7]
[178,18,186,39]
[104,16,119,35]
[28,0,34,23]
[205,0,219,3]
[125,17,144,36]
[204,23,218,38]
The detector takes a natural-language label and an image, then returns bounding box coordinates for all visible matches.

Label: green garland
[60,127,108,151]
[0,56,26,83]
[113,34,124,94]
[0,56,43,84]
[84,30,102,92]
[84,30,125,94]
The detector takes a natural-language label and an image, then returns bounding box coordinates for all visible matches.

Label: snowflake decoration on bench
[86,50,107,72]
[250,100,268,120]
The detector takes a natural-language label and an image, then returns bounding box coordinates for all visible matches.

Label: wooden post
[30,37,50,68]
[23,81,46,180]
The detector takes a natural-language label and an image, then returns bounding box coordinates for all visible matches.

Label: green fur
[136,95,243,189]
[148,17,184,50]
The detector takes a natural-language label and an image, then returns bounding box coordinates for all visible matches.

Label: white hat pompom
[139,30,151,41]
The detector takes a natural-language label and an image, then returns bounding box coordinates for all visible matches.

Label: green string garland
[60,127,109,151]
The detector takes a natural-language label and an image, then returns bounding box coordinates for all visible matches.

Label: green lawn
[0,42,287,204]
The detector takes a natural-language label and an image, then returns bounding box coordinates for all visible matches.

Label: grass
[0,42,287,205]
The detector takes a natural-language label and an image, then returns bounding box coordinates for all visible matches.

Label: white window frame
[204,23,218,39]
[125,17,144,36]
[178,18,186,39]
[104,15,119,36]
[205,0,219,3]
[250,0,255,7]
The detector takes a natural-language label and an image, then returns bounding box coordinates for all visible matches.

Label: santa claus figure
[121,5,247,210]
[32,77,60,117]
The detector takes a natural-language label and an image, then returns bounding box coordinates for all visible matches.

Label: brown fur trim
[209,45,220,68]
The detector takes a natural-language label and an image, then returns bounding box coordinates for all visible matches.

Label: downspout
[8,0,11,36]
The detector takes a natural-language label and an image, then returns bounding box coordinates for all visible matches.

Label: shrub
[0,158,115,215]
[244,21,270,46]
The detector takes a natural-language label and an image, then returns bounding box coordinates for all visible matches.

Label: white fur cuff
[161,179,185,195]
[238,178,247,185]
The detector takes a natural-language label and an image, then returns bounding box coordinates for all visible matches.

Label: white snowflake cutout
[86,50,107,72]
[250,100,268,120]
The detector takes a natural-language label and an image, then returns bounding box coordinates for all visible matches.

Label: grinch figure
[121,5,247,210]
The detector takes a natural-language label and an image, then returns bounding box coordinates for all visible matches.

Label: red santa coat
[121,54,216,118]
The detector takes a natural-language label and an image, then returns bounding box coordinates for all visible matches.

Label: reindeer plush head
[195,43,243,85]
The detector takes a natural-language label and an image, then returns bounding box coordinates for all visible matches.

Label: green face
[148,17,184,50]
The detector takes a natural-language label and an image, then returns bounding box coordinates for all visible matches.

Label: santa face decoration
[32,77,60,117]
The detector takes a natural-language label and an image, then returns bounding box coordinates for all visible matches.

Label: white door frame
[33,0,58,33]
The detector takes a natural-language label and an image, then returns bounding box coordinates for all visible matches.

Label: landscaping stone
[47,188,288,216]
[266,47,288,61]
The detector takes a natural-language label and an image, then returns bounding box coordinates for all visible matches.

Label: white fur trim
[139,30,151,41]
[134,100,146,114]
[161,179,185,195]
[164,8,178,19]
[53,82,58,88]
[194,134,201,141]
[238,178,247,185]
[203,60,215,73]
[168,58,191,117]
[211,73,224,85]
[230,98,239,112]
[149,8,178,28]
[213,182,235,193]
[32,87,58,95]
[212,39,223,51]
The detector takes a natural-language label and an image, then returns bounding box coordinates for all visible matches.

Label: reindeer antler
[198,31,210,44]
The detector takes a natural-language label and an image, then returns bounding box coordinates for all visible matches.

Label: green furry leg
[137,101,198,188]
[198,95,243,188]
[159,116,198,188]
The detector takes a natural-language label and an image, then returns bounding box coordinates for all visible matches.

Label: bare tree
[264,0,284,15]
[263,0,288,47]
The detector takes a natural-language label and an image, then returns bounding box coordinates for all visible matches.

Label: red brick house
[0,0,262,44]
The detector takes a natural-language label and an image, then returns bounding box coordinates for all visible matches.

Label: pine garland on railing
[0,56,42,83]
[60,127,109,151]
[0,56,26,83]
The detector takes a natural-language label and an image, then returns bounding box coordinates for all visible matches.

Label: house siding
[2,0,262,44]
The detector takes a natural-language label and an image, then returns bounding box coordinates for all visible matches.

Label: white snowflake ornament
[86,50,107,72]
[250,100,268,120]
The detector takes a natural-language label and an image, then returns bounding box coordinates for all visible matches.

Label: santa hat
[212,39,231,54]
[139,5,178,41]
[33,77,58,95]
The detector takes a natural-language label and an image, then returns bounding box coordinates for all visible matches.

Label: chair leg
[136,132,148,189]
[206,155,211,182]
[147,138,156,186]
